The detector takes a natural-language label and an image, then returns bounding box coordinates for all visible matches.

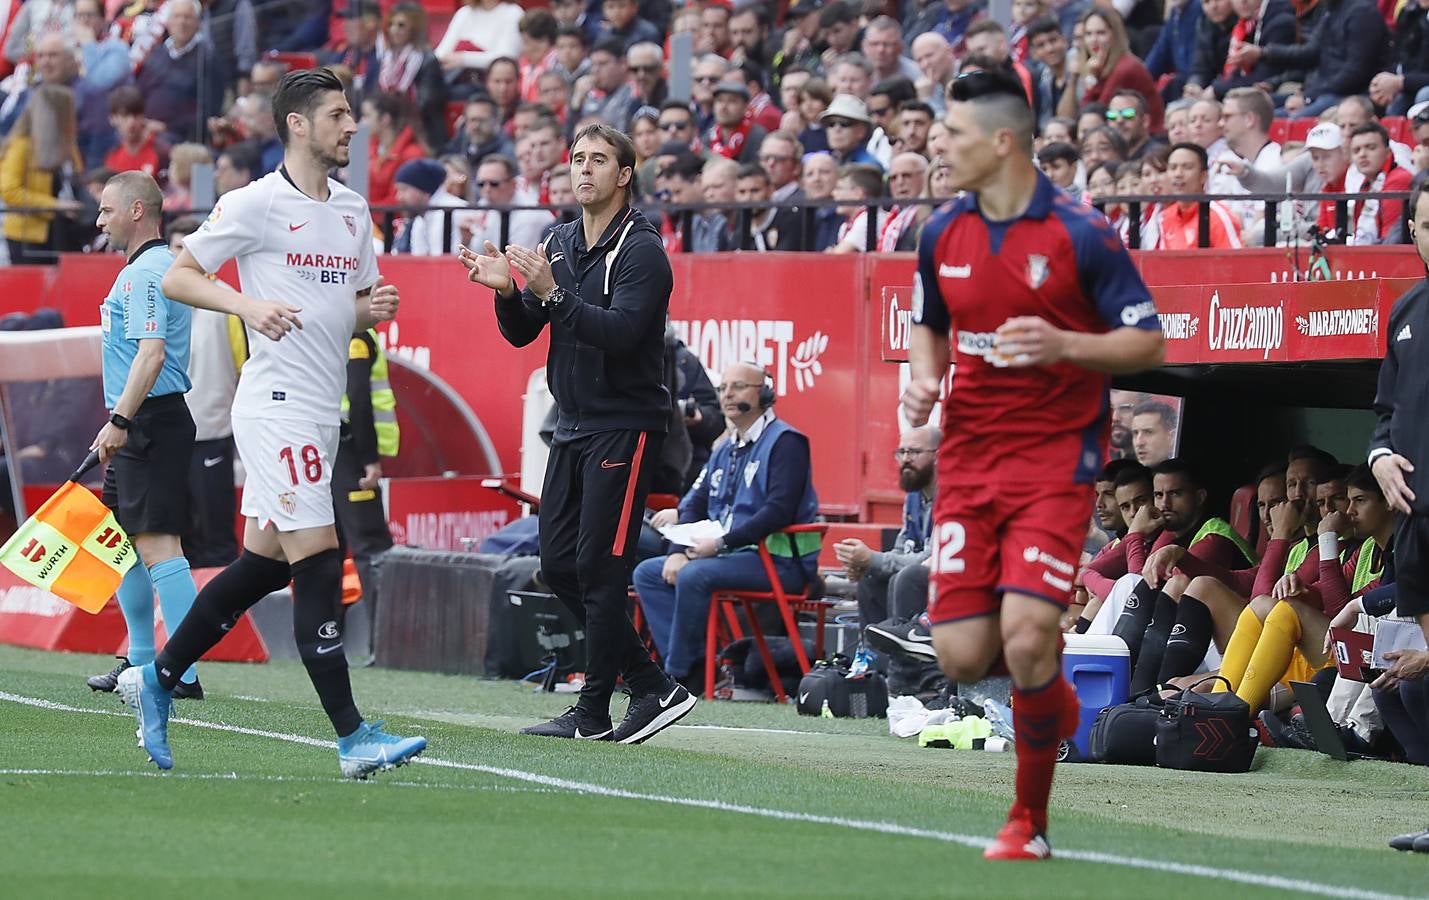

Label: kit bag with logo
[1087,693,1161,765]
[1154,676,1257,773]
[796,659,888,718]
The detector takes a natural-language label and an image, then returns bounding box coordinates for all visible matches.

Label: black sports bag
[1154,676,1257,773]
[796,660,888,718]
[1088,694,1161,765]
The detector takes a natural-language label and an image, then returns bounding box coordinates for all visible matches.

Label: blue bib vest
[703,418,820,566]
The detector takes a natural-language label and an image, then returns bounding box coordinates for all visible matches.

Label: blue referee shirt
[100,239,192,409]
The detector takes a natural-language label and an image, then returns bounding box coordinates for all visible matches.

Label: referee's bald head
[104,170,164,222]
[947,69,1035,156]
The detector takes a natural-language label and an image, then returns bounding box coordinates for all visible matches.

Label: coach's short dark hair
[572,123,637,182]
[1132,398,1177,430]
[273,67,346,146]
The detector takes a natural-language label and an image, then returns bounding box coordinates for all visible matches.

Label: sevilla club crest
[343,215,356,236]
[1026,255,1049,290]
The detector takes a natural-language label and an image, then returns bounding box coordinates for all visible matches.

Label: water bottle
[983,698,1016,742]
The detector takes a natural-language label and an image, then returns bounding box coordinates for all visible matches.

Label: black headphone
[735,363,776,413]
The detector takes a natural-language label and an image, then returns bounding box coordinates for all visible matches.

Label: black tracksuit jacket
[494,205,673,442]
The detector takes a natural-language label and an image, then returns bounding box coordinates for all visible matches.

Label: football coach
[460,123,698,744]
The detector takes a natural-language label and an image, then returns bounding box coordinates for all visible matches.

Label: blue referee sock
[150,557,199,685]
[116,563,156,666]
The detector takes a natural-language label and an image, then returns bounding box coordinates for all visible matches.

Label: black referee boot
[520,705,613,740]
[86,657,132,693]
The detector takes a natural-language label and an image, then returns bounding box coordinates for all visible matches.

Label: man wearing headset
[637,360,821,684]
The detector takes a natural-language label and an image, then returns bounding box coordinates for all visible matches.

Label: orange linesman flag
[0,453,136,614]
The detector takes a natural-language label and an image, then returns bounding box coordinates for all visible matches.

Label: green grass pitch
[1,645,1425,898]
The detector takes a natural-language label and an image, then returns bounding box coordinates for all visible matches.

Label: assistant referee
[86,171,202,698]
[460,123,697,744]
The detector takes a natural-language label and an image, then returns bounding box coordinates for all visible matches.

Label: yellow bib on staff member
[0,481,138,613]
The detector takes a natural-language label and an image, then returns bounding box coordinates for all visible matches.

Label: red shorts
[927,479,1092,624]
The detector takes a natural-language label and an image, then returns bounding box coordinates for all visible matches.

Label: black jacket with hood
[494,205,673,441]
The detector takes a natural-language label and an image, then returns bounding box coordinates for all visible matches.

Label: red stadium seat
[1227,483,1260,554]
[702,523,832,703]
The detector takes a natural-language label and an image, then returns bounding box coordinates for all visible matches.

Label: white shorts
[232,416,339,532]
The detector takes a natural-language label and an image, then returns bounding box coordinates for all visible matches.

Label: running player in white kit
[117,68,426,778]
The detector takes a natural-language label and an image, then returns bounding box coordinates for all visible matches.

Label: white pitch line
[0,690,1410,900]
[0,768,557,794]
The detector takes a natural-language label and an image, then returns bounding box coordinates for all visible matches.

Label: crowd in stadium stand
[3,0,1429,262]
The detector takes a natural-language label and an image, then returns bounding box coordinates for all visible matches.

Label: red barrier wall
[4,247,1422,520]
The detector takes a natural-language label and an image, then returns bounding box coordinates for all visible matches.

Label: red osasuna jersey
[913,173,1160,486]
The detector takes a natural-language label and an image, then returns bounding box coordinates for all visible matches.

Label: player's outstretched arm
[994,317,1164,374]
[162,249,303,341]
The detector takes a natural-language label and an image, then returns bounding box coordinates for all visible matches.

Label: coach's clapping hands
[459,241,516,294]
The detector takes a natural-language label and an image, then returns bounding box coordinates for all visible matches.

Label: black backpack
[796,659,888,718]
[1154,676,1258,773]
[1087,692,1162,765]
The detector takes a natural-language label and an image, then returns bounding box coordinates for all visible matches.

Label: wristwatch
[541,286,567,308]
[109,413,132,431]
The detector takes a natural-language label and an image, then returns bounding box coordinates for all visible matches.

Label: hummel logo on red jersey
[600,459,627,469]
[939,263,972,278]
[288,221,309,232]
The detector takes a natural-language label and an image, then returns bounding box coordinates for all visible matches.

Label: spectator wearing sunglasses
[626,42,668,106]
[1106,90,1164,160]
[820,94,882,169]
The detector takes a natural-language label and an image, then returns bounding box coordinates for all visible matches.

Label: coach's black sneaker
[611,681,697,745]
[866,613,938,661]
[172,678,204,701]
[520,705,613,740]
[1390,826,1429,851]
[86,657,132,693]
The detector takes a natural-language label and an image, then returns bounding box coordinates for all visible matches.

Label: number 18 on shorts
[233,417,340,532]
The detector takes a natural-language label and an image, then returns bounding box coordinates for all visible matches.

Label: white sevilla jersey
[184,170,380,425]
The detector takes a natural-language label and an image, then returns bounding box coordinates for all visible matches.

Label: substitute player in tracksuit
[86,171,202,700]
[460,123,698,744]
[903,70,1165,860]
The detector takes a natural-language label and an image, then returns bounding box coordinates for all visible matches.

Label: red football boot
[983,813,1053,861]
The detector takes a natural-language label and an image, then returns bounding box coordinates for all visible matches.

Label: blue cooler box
[1060,634,1130,761]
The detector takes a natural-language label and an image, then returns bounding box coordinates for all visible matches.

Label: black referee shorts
[101,393,196,537]
[1394,512,1429,619]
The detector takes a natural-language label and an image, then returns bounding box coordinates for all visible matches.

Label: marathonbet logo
[286,252,360,284]
[1294,308,1378,338]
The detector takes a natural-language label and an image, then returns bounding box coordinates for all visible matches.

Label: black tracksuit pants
[540,428,668,711]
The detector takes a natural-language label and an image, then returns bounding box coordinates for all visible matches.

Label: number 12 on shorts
[930,522,966,574]
[278,444,323,485]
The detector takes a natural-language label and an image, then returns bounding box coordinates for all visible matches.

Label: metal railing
[2,189,1413,263]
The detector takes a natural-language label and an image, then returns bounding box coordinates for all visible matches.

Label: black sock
[1129,592,1177,695]
[1158,593,1214,683]
[155,551,291,691]
[291,549,362,738]
[1111,579,1158,667]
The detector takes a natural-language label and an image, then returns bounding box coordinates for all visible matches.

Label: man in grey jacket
[837,424,939,693]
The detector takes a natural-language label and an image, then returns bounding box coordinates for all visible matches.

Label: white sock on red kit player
[903,70,1165,860]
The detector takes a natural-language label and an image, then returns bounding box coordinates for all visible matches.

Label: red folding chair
[703,523,832,703]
